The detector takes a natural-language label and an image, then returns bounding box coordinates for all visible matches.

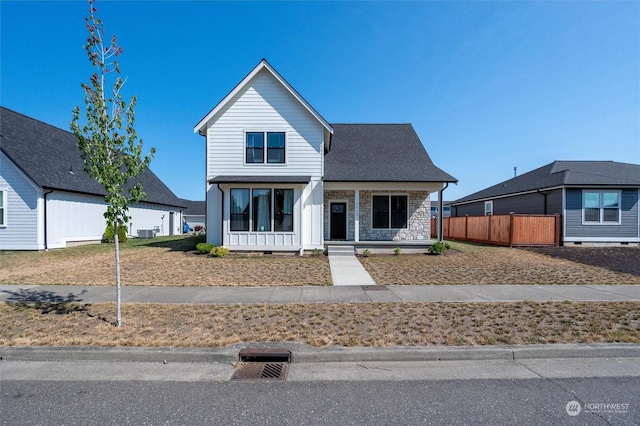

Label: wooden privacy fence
[431,214,561,247]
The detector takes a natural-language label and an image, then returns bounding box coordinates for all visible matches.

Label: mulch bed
[523,246,640,277]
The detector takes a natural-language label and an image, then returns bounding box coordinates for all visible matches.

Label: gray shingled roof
[453,161,640,205]
[180,199,205,216]
[0,106,184,208]
[324,124,457,183]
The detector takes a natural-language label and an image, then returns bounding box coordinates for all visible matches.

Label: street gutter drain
[231,348,291,381]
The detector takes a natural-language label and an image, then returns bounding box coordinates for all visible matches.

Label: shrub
[209,247,230,258]
[103,224,127,243]
[191,234,206,245]
[361,249,371,257]
[393,247,401,255]
[427,241,448,255]
[194,225,203,232]
[196,243,215,254]
[311,248,324,256]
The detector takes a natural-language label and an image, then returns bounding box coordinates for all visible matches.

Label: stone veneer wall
[324,189,431,241]
[359,190,431,241]
[324,190,355,240]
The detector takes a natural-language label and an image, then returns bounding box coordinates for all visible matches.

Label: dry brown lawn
[1,301,638,347]
[1,237,639,286]
[361,243,640,285]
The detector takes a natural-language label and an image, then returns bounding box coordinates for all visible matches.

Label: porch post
[354,189,360,242]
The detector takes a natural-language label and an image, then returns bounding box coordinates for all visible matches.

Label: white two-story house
[195,59,456,253]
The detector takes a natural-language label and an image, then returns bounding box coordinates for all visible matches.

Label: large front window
[583,191,621,224]
[230,188,294,232]
[372,195,407,229]
[246,132,285,164]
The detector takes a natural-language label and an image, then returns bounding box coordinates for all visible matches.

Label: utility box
[137,229,155,239]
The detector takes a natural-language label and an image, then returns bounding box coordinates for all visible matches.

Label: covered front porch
[323,182,445,250]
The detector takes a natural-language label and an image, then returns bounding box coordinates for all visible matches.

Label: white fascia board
[324,182,444,192]
[194,60,334,135]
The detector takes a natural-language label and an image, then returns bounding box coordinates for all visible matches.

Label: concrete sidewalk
[1,284,639,305]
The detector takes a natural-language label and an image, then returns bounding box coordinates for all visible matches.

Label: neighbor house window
[372,195,408,229]
[230,189,250,231]
[246,132,285,164]
[583,191,621,224]
[484,201,493,216]
[0,189,6,226]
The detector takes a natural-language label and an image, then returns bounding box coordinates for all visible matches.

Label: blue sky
[1,1,638,202]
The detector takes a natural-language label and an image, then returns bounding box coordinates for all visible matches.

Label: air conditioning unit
[137,229,155,239]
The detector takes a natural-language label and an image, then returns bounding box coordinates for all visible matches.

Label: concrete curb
[2,343,639,364]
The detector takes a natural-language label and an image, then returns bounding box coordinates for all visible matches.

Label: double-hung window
[0,189,6,226]
[230,188,293,232]
[372,195,408,229]
[583,191,621,224]
[484,201,493,216]
[246,132,285,164]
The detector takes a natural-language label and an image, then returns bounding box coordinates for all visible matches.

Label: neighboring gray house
[0,106,185,250]
[181,199,205,230]
[195,59,457,252]
[450,161,640,245]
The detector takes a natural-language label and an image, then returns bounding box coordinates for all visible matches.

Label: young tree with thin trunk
[71,0,155,327]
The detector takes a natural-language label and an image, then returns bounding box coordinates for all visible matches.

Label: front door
[330,202,347,240]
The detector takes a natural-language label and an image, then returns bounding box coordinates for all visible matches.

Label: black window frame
[229,188,295,233]
[372,195,408,229]
[245,131,285,164]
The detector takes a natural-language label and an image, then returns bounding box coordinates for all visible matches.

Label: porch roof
[324,124,457,183]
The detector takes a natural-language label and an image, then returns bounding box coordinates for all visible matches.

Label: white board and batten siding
[0,151,42,250]
[205,68,326,251]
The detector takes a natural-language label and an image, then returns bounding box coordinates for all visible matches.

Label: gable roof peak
[194,59,333,135]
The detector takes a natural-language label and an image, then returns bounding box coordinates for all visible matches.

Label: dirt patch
[2,301,638,347]
[360,243,640,285]
[524,246,640,277]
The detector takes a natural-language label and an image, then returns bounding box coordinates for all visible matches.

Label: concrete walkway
[1,284,639,305]
[327,245,376,286]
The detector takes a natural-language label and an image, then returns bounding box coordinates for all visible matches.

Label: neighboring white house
[0,107,186,250]
[195,59,457,252]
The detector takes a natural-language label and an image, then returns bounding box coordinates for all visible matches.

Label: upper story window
[246,132,285,164]
[583,190,621,224]
[373,195,408,229]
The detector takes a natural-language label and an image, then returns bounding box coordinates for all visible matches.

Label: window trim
[0,188,6,227]
[371,194,408,230]
[484,200,493,216]
[244,131,286,165]
[228,187,295,233]
[582,190,622,225]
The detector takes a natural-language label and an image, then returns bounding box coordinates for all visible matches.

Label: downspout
[217,183,224,246]
[438,183,449,242]
[536,189,550,214]
[43,189,53,250]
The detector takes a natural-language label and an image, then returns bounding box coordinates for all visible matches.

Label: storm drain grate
[231,362,289,381]
[231,348,291,381]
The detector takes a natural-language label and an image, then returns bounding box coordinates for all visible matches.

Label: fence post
[465,215,468,240]
[488,214,492,244]
[508,213,514,247]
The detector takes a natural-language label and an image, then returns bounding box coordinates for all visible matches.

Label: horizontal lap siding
[207,70,323,179]
[565,188,639,239]
[0,152,40,250]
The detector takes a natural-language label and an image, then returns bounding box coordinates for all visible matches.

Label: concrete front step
[327,245,355,256]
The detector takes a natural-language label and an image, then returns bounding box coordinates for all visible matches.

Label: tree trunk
[114,220,122,327]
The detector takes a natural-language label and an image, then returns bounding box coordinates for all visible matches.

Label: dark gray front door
[330,203,347,240]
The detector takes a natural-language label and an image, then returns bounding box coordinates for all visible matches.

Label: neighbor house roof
[452,161,640,205]
[180,199,205,216]
[324,124,457,183]
[0,106,185,208]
